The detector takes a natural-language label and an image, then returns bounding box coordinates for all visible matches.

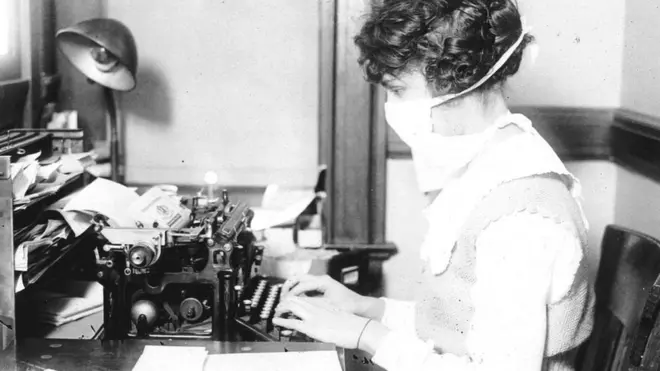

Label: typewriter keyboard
[236,276,312,342]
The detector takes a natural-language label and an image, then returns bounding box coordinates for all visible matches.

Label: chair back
[578,225,660,370]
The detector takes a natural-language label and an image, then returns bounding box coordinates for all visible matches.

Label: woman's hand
[273,296,372,349]
[280,274,380,317]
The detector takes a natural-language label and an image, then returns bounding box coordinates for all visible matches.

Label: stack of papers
[23,280,104,326]
[10,150,97,204]
[13,217,75,293]
[14,219,70,272]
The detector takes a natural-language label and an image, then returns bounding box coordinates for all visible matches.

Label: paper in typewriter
[204,350,343,371]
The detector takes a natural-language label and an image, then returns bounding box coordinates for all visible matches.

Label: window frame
[0,0,21,82]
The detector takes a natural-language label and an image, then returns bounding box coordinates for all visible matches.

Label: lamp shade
[56,18,138,91]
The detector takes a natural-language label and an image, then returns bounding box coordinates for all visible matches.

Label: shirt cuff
[379,297,416,334]
[372,330,435,371]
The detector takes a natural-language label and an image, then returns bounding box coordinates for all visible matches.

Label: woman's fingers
[274,297,312,319]
[280,276,302,297]
[286,279,327,298]
[272,317,303,331]
[282,274,326,297]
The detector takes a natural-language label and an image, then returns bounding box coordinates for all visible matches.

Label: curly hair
[354,0,534,95]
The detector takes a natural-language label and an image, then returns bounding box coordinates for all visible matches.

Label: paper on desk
[250,185,316,231]
[59,151,96,174]
[63,178,139,228]
[133,346,208,371]
[204,350,343,371]
[11,161,39,199]
[46,191,95,236]
[30,281,104,326]
[14,243,27,271]
[37,160,62,182]
[15,273,24,293]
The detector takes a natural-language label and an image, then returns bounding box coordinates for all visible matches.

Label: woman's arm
[358,212,582,371]
[355,297,417,334]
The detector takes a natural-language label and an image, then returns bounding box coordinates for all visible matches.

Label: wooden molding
[612,109,660,184]
[388,105,660,186]
[388,105,615,161]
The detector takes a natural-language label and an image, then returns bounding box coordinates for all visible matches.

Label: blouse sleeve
[371,212,583,371]
[379,298,417,334]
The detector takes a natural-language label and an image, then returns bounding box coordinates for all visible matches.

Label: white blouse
[372,212,584,371]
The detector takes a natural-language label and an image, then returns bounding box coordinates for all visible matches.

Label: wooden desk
[1,338,384,371]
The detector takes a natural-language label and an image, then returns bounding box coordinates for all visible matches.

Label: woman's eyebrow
[381,78,405,89]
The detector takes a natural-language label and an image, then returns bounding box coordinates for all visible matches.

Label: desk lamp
[55,18,138,184]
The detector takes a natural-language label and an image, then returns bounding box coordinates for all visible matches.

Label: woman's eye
[389,88,403,96]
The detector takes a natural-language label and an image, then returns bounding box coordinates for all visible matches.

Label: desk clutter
[2,131,376,370]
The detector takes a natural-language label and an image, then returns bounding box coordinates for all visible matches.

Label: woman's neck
[434,90,510,135]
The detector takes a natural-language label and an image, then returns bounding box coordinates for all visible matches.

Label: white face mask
[384,22,530,193]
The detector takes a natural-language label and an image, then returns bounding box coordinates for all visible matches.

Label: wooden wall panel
[320,0,392,249]
[388,106,614,161]
[388,105,660,189]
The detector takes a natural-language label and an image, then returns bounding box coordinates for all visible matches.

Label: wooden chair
[578,225,660,370]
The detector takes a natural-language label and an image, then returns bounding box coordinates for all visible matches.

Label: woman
[273,0,595,370]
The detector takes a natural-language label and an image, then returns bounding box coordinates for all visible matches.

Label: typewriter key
[243,299,252,314]
[280,329,292,342]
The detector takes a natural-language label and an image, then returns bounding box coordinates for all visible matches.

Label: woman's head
[354,0,533,101]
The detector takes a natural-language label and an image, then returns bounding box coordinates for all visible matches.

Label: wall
[505,0,625,108]
[55,0,106,147]
[567,161,617,280]
[615,1,660,239]
[614,167,660,241]
[621,0,660,118]
[102,0,320,187]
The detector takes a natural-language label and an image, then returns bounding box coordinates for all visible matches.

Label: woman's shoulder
[460,173,587,247]
[476,173,578,218]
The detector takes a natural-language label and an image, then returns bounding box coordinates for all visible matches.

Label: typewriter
[93,190,311,342]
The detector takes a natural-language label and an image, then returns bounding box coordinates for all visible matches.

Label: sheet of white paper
[14,243,27,272]
[86,162,111,178]
[17,151,41,163]
[37,161,62,182]
[15,273,24,293]
[127,187,191,229]
[133,346,208,371]
[63,178,139,227]
[203,351,343,371]
[250,187,316,231]
[10,162,26,179]
[59,151,95,174]
[45,191,94,236]
[11,166,31,199]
